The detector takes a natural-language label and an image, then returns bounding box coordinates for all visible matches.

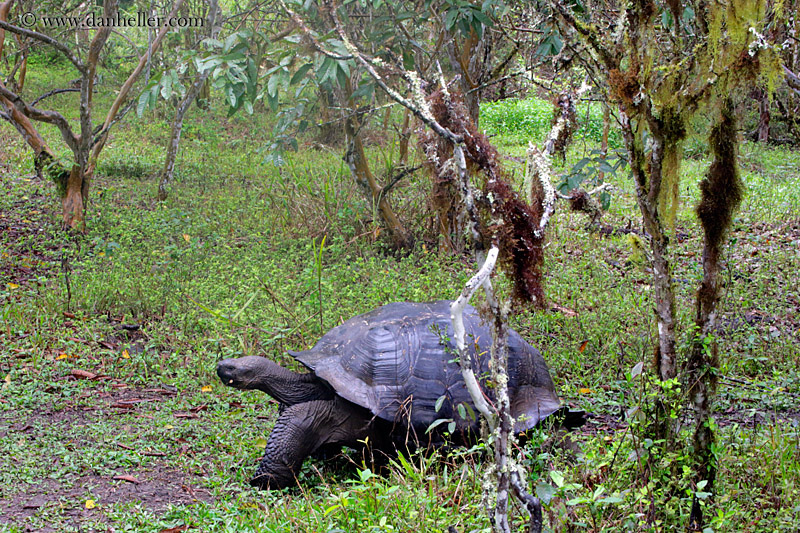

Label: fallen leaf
[183,234,191,243]
[99,341,117,350]
[578,340,589,353]
[159,526,190,533]
[551,304,577,317]
[121,349,130,359]
[2,374,10,389]
[255,437,268,449]
[110,403,137,409]
[71,369,98,380]
[7,283,19,290]
[85,499,96,509]
[579,388,593,394]
[57,353,76,360]
[174,412,199,419]
[112,474,140,484]
[200,385,212,392]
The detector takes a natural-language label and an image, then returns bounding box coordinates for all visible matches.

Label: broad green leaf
[535,483,557,504]
[290,63,314,85]
[136,90,150,116]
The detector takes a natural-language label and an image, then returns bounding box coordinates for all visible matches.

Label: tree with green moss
[0,0,185,229]
[547,0,782,528]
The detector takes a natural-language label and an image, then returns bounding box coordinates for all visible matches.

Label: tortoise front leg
[250,398,371,489]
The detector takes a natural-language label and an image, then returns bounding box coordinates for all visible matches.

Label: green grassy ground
[0,64,799,532]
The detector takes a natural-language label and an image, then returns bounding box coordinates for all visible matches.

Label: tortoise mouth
[216,359,242,387]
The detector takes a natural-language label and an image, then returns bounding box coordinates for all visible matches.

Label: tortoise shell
[289,301,562,434]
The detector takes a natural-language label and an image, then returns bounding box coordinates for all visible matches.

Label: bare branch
[0,83,79,153]
[0,20,85,73]
[30,88,80,106]
[88,0,186,173]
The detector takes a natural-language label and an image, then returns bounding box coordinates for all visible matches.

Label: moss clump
[35,151,70,198]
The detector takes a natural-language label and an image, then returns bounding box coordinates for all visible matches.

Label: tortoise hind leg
[250,398,371,489]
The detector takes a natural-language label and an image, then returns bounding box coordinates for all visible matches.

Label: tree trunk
[343,111,411,249]
[158,0,219,201]
[316,84,339,145]
[158,71,211,200]
[755,89,770,142]
[687,102,742,530]
[620,112,679,441]
[61,165,86,229]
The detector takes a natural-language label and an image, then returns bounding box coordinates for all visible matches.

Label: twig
[30,88,80,107]
[379,165,421,197]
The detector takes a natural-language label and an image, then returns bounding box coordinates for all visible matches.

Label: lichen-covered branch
[450,246,499,428]
[523,142,556,239]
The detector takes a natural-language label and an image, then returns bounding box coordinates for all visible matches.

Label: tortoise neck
[255,358,334,406]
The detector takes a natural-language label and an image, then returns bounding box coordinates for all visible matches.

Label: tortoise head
[217,356,273,390]
[217,355,334,406]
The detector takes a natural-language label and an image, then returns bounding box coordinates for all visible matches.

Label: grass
[481,96,623,148]
[1,62,799,532]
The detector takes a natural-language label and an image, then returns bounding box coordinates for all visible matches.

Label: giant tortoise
[217,300,567,489]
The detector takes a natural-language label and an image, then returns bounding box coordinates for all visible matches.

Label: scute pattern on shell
[289,301,561,434]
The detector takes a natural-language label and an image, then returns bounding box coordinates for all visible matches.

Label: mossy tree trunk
[548,3,773,526]
[687,101,742,529]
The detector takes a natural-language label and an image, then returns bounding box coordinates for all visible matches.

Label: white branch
[524,142,557,238]
[450,246,500,429]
